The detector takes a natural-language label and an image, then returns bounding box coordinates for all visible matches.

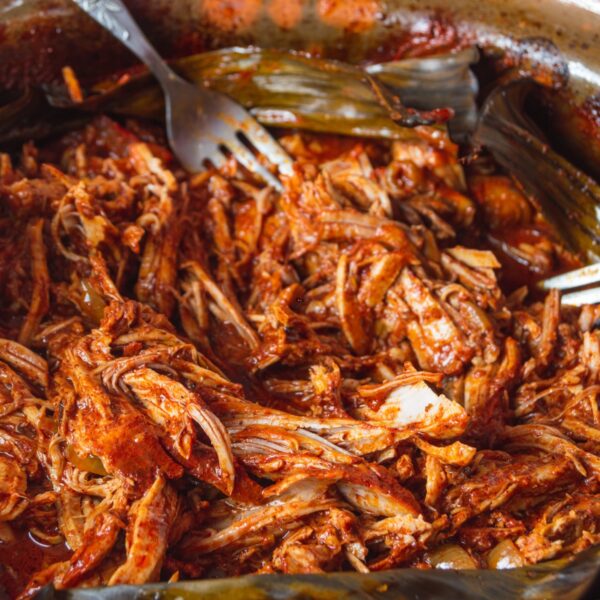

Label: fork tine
[237,119,294,176]
[224,139,284,192]
[539,263,600,291]
[211,148,228,170]
[561,286,600,307]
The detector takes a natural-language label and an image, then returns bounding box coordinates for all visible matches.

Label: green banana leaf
[60,47,456,129]
[0,47,479,147]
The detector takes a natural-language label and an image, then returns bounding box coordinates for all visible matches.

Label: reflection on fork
[72,0,293,191]
[539,264,600,306]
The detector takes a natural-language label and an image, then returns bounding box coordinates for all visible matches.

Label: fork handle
[72,0,180,88]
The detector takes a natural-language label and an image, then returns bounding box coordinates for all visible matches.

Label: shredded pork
[0,117,596,596]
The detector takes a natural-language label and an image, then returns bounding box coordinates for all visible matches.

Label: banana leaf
[0,47,479,147]
[56,47,478,136]
[34,543,600,600]
[474,79,600,262]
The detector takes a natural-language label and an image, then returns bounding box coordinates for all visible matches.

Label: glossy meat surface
[0,117,596,596]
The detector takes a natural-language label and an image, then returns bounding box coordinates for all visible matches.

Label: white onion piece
[429,544,477,569]
[487,539,525,569]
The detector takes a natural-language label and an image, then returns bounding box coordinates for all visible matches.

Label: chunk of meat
[0,456,28,521]
[400,267,473,374]
[109,475,178,584]
[55,511,121,589]
[18,219,50,346]
[123,368,235,495]
[61,348,183,491]
[355,378,468,439]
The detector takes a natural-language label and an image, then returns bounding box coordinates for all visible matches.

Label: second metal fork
[73,0,293,191]
[540,264,600,306]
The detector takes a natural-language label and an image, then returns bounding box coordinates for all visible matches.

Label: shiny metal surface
[72,0,293,190]
[540,263,600,306]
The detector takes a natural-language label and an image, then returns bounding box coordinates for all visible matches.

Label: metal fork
[72,0,293,191]
[539,264,600,306]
